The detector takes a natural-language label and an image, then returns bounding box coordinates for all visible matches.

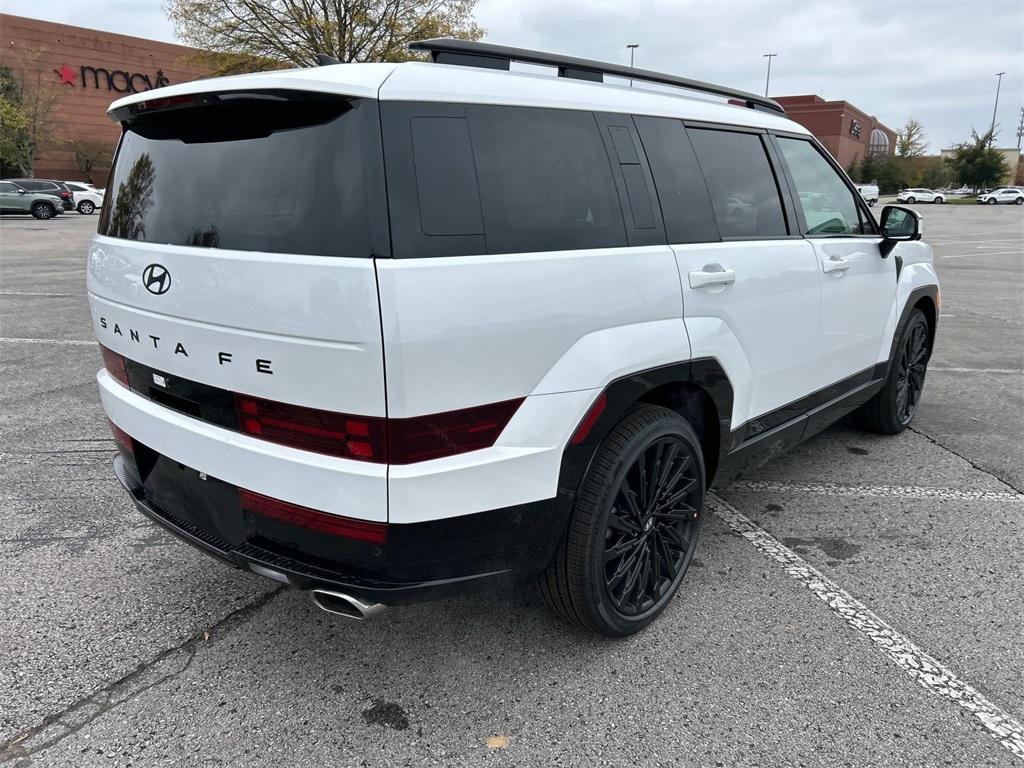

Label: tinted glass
[66,183,86,191]
[688,129,787,238]
[466,106,625,254]
[98,94,385,257]
[777,137,867,235]
[634,116,719,243]
[18,181,56,191]
[0,182,17,192]
[410,117,483,236]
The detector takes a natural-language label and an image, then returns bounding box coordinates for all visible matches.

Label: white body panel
[88,236,385,415]
[673,240,821,429]
[808,237,897,380]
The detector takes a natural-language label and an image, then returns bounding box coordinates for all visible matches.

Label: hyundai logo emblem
[142,264,171,295]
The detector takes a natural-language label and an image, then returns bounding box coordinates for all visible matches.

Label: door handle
[688,265,736,289]
[822,256,852,273]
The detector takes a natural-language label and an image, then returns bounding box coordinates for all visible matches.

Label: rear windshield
[99,92,386,258]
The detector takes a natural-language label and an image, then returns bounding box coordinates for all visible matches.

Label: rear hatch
[89,89,391,525]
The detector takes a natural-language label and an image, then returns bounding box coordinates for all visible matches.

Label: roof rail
[408,38,785,115]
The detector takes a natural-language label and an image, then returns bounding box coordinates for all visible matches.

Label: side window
[466,105,626,254]
[688,128,788,238]
[777,137,866,235]
[410,117,483,236]
[0,182,17,192]
[633,116,719,243]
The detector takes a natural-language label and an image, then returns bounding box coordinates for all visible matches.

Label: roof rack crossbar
[408,38,785,115]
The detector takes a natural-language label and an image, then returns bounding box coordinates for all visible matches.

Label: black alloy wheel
[854,308,931,435]
[540,405,705,636]
[894,316,929,425]
[602,435,700,617]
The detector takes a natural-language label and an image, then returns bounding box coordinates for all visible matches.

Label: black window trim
[768,131,881,238]
[684,122,801,242]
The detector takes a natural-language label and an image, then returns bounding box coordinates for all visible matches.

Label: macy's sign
[54,63,170,93]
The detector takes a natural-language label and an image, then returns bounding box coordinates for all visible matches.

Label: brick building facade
[773,94,896,170]
[0,13,210,185]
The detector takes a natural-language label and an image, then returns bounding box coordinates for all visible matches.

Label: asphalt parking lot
[1,200,1022,767]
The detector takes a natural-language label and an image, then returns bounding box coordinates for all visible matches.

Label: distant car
[63,181,105,215]
[856,184,879,206]
[896,188,944,204]
[977,187,1024,205]
[5,178,75,210]
[0,180,65,219]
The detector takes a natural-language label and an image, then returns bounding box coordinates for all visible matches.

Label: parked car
[856,184,879,206]
[63,181,105,214]
[5,178,75,210]
[92,39,938,636]
[977,187,1024,205]
[896,188,944,204]
[0,180,65,219]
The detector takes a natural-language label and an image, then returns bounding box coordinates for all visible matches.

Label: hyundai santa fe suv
[91,39,938,636]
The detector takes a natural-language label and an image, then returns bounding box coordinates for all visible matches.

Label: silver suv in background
[0,180,65,219]
[977,187,1024,205]
[897,188,944,204]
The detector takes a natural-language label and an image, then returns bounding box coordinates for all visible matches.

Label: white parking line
[0,291,77,297]
[0,337,95,346]
[931,366,1023,374]
[939,250,1023,260]
[728,480,1023,503]
[708,494,1024,759]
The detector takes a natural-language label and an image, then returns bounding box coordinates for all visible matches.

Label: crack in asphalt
[909,425,1023,495]
[0,586,285,763]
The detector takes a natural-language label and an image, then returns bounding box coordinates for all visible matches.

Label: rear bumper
[112,451,567,605]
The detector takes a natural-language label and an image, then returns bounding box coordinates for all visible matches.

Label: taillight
[99,344,130,388]
[388,399,523,464]
[235,394,387,462]
[239,488,387,544]
[234,393,522,464]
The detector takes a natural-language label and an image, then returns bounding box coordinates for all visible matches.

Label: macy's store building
[1,13,210,184]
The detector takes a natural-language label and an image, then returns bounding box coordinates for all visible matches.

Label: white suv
[977,187,1024,205]
[89,40,938,636]
[64,181,105,214]
[896,188,944,204]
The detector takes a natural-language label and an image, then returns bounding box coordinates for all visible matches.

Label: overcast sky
[2,0,1021,151]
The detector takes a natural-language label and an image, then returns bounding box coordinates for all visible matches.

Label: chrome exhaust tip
[310,589,385,620]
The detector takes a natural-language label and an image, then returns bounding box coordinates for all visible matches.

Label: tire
[854,308,931,435]
[868,200,876,207]
[987,198,997,205]
[906,197,916,203]
[934,197,944,204]
[77,200,95,215]
[1015,197,1023,205]
[539,405,705,636]
[30,201,55,220]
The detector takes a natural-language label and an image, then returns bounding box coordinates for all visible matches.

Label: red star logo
[54,63,76,85]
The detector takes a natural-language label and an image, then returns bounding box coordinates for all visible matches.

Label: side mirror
[879,205,922,258]
[17,189,26,194]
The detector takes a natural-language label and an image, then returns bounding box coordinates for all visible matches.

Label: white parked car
[856,184,879,206]
[896,188,944,204]
[90,39,938,636]
[64,181,105,214]
[976,187,1024,205]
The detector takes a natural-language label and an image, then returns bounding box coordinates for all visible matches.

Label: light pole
[989,71,1006,145]
[627,44,638,87]
[1017,107,1023,151]
[763,53,777,98]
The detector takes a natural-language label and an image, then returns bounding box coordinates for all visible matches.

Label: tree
[107,153,156,241]
[2,46,65,176]
[946,129,1011,190]
[0,66,28,176]
[67,139,115,184]
[165,0,484,75]
[896,118,927,157]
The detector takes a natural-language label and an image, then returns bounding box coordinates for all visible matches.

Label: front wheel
[934,197,944,204]
[854,308,931,434]
[987,198,997,205]
[539,405,705,636]
[1015,197,1023,205]
[77,200,95,215]
[906,197,916,203]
